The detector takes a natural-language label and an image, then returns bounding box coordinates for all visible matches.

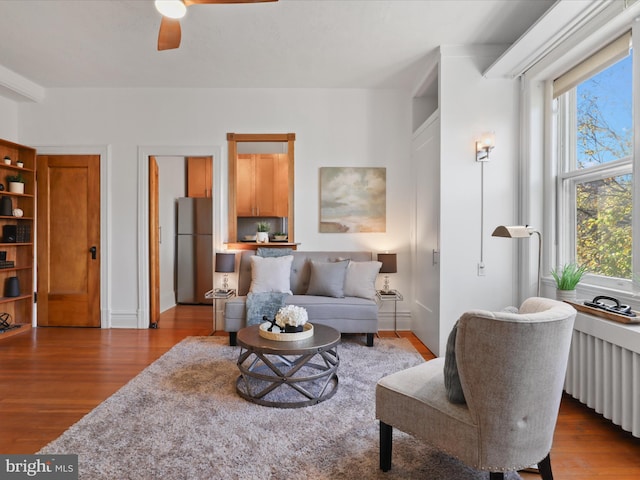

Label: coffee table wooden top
[237,323,340,355]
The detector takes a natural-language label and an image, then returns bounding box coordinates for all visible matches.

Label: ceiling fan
[155,0,278,51]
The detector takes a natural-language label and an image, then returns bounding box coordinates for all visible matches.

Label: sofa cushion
[249,255,293,294]
[224,294,378,334]
[305,260,349,298]
[285,295,377,321]
[344,260,382,300]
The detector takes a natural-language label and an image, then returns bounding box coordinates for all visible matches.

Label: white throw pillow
[344,260,382,300]
[249,255,293,294]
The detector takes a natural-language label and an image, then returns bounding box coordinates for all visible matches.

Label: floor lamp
[492,225,542,297]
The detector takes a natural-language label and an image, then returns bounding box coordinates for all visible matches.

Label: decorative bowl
[259,322,313,341]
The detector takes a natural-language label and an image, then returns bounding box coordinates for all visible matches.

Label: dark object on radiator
[584,296,636,317]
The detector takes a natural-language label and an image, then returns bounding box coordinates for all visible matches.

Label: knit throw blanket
[246,292,289,326]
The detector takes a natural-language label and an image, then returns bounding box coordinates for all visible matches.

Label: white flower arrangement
[275,305,308,328]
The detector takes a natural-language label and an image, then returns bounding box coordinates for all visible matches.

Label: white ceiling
[0,0,554,92]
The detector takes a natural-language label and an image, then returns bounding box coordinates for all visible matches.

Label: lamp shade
[378,253,397,274]
[492,224,542,297]
[491,225,532,238]
[215,253,235,273]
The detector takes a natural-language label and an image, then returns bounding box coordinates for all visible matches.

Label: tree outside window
[568,51,633,280]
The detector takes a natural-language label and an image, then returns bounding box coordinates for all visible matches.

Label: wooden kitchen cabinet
[187,156,213,198]
[236,154,288,217]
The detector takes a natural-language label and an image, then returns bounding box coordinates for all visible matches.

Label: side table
[376,289,403,337]
[205,289,236,334]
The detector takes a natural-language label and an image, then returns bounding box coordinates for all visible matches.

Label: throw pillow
[249,255,293,294]
[344,260,382,300]
[306,260,349,298]
[257,247,293,258]
[443,320,466,404]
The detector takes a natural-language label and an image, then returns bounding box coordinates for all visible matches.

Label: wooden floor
[1,305,638,479]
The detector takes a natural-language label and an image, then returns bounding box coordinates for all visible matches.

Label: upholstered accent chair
[376,297,576,479]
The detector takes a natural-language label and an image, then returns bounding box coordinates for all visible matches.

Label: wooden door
[36,155,100,327]
[149,156,160,328]
[411,118,440,354]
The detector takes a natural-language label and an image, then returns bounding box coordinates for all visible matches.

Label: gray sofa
[224,250,379,346]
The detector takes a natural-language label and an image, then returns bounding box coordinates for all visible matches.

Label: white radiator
[564,325,640,438]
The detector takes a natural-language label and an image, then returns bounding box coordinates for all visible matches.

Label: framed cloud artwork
[319,167,386,233]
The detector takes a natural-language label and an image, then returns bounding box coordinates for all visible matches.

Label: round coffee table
[235,323,340,408]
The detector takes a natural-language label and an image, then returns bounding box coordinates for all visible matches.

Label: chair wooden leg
[489,473,504,480]
[380,421,392,472]
[538,453,553,480]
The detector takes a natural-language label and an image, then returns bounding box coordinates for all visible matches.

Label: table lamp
[215,252,235,292]
[378,253,397,293]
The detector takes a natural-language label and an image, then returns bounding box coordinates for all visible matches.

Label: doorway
[149,155,214,328]
[138,146,222,330]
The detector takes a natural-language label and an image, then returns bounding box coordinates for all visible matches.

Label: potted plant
[273,232,288,241]
[551,262,587,301]
[256,221,270,243]
[6,173,25,194]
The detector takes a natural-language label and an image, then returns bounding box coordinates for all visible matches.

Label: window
[554,33,634,285]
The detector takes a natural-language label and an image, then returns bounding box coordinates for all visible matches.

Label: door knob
[90,246,97,260]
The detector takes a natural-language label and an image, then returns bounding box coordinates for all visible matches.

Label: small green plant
[551,263,587,290]
[256,221,270,232]
[6,173,25,183]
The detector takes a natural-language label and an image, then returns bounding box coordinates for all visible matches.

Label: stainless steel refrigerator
[176,197,213,304]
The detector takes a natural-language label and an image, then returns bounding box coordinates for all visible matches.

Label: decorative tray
[259,322,314,341]
[564,301,640,324]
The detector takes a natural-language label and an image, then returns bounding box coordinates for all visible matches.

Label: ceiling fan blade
[158,16,182,51]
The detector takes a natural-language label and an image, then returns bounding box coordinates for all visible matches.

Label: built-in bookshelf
[0,138,35,339]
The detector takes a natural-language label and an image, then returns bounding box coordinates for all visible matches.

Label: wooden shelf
[0,137,35,340]
[0,323,31,340]
[0,294,32,305]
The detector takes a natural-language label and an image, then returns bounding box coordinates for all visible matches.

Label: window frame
[553,38,636,293]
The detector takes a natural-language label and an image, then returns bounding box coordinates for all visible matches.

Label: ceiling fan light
[155,0,187,19]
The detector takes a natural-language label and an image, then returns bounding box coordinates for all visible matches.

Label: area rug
[38,336,523,479]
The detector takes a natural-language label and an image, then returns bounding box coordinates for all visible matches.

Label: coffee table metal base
[235,324,340,408]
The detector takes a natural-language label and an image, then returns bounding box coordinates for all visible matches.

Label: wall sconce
[476,132,495,162]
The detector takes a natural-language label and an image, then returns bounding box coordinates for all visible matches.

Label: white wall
[0,96,18,141]
[435,46,522,354]
[16,88,413,327]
